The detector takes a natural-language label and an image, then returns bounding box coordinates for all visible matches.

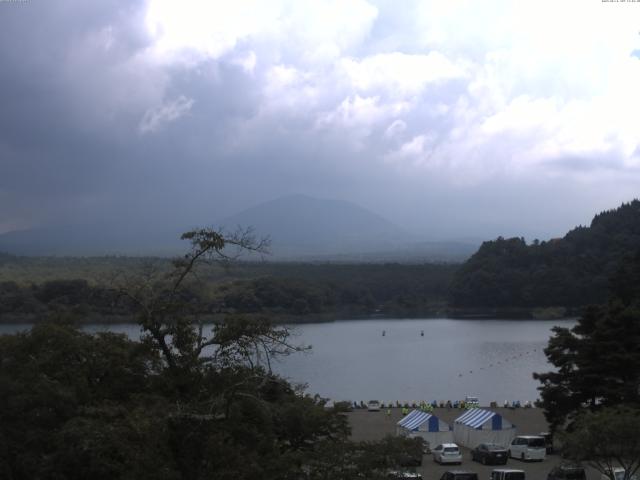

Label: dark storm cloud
[0,1,152,218]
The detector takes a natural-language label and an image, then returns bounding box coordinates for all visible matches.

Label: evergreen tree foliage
[560,406,640,480]
[534,250,640,431]
[451,200,640,309]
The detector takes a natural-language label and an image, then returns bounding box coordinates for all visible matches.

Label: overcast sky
[1,0,640,240]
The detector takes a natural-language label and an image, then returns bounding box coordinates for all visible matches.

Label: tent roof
[397,409,437,430]
[455,408,499,428]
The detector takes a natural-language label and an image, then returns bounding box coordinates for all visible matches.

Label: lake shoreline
[0,306,581,326]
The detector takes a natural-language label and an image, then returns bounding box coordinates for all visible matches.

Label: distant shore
[0,307,580,326]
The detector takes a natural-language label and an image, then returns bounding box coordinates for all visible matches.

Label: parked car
[547,464,586,480]
[367,400,381,411]
[471,443,508,465]
[490,469,525,480]
[433,443,463,464]
[438,470,479,480]
[600,468,638,480]
[509,436,546,461]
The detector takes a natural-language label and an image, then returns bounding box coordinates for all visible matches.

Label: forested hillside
[0,259,457,323]
[450,200,640,309]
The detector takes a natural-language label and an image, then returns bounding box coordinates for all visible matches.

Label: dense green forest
[0,256,456,323]
[450,200,640,310]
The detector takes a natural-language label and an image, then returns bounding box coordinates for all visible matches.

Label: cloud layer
[1,0,640,239]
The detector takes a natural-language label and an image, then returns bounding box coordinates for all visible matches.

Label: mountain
[0,195,476,261]
[217,194,410,258]
[450,199,640,309]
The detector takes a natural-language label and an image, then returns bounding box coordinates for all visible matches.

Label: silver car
[433,443,463,464]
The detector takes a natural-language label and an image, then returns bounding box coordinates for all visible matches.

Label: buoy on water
[382,330,386,336]
[420,330,424,337]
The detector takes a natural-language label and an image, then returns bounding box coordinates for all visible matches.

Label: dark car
[471,443,508,465]
[547,464,587,480]
[439,471,479,480]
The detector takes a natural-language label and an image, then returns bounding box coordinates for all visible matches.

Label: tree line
[0,262,457,323]
[451,200,640,310]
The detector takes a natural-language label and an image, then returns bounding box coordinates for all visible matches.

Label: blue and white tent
[453,408,516,448]
[396,410,454,445]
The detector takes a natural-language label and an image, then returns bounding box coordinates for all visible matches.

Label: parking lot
[347,407,601,480]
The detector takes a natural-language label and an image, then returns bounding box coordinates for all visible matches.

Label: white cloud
[384,134,426,161]
[384,119,407,139]
[317,95,409,129]
[144,0,279,64]
[281,0,378,63]
[341,51,466,96]
[231,50,257,74]
[261,64,321,113]
[139,95,194,134]
[144,0,378,65]
[141,0,640,184]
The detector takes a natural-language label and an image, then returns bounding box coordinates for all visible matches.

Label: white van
[491,469,525,480]
[509,436,546,461]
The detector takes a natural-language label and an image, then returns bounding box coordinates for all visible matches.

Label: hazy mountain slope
[218,194,410,256]
[0,194,475,261]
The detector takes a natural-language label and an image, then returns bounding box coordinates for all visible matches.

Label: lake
[0,318,575,405]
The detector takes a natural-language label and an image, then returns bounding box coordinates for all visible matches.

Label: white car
[509,436,546,461]
[432,443,463,464]
[367,400,381,411]
[491,469,525,480]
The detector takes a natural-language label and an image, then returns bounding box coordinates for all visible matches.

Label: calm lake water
[0,318,575,404]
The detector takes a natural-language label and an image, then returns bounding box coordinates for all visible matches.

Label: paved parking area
[347,408,600,480]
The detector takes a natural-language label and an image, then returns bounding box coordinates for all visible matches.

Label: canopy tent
[453,409,516,448]
[396,409,454,445]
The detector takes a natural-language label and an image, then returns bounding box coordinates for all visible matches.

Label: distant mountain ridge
[0,194,476,261]
[218,194,409,257]
[450,199,640,309]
